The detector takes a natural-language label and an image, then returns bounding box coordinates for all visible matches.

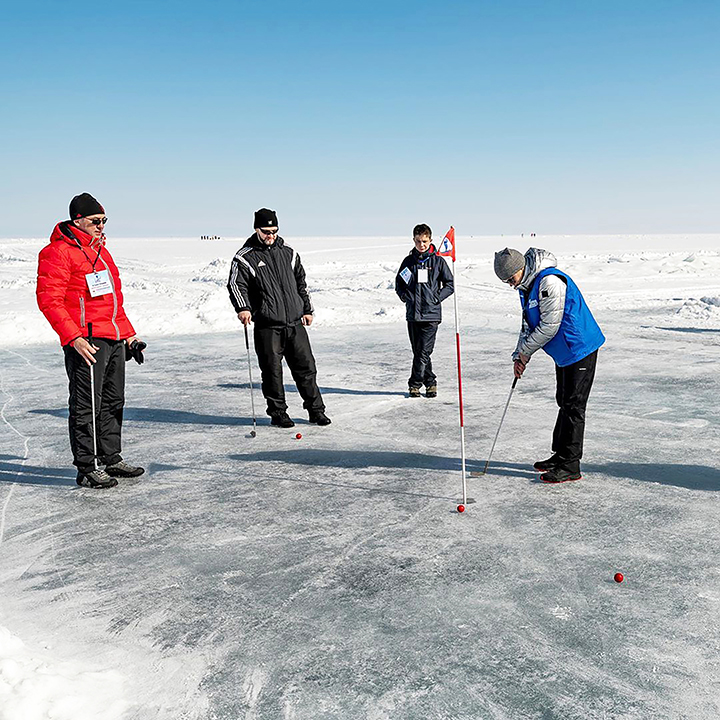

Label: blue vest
[520,268,605,367]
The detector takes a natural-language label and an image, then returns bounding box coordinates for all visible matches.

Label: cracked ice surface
[1,234,720,719]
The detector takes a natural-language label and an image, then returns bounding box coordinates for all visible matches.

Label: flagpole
[439,227,467,505]
[453,271,468,504]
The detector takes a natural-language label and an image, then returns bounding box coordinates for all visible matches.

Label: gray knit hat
[494,248,525,281]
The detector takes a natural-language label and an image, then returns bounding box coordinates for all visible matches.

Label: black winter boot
[309,411,332,426]
[540,465,582,484]
[271,412,295,428]
[533,454,562,472]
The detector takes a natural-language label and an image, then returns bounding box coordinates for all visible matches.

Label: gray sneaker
[105,460,145,478]
[76,468,118,489]
[425,385,437,398]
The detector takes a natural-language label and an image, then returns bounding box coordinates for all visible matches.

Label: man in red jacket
[37,193,145,488]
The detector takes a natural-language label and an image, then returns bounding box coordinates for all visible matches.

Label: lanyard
[75,238,103,272]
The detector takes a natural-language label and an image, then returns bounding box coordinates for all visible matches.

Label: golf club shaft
[244,324,257,433]
[87,323,98,470]
[483,377,518,474]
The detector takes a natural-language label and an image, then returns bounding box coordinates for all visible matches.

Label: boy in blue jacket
[494,247,605,483]
[395,224,454,398]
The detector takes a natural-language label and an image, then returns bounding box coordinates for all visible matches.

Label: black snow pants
[407,321,439,389]
[253,323,325,416]
[63,338,126,472]
[552,349,598,471]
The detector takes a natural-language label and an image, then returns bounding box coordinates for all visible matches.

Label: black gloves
[125,339,147,364]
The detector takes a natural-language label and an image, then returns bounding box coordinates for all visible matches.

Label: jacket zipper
[268,245,290,324]
[417,257,430,318]
[96,250,120,340]
[79,296,86,327]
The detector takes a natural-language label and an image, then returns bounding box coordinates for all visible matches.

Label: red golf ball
[614,572,624,583]
[295,433,302,440]
[457,504,465,513]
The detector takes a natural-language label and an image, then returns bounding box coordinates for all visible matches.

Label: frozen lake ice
[1,234,719,719]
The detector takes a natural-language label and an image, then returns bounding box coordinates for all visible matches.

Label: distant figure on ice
[227,208,330,428]
[395,224,454,398]
[494,247,605,483]
[36,193,146,489]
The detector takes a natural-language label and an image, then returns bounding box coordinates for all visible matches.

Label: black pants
[407,321,439,389]
[254,324,324,416]
[63,339,126,472]
[552,350,598,470]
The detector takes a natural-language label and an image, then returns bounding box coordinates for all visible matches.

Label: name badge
[417,268,429,284]
[86,270,113,297]
[400,267,412,284]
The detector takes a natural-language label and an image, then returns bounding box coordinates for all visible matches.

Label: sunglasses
[258,228,278,236]
[87,217,108,226]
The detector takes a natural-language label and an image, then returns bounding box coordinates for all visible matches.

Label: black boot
[271,412,295,428]
[533,453,562,472]
[309,411,332,426]
[540,464,582,484]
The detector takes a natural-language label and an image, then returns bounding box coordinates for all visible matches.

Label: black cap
[254,208,278,228]
[69,193,105,219]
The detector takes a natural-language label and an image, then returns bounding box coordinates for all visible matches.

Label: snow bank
[677,296,720,325]
[2,234,719,347]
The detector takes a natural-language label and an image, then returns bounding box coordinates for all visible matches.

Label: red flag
[437,226,455,261]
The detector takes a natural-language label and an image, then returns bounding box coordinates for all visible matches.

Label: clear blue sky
[1,0,718,237]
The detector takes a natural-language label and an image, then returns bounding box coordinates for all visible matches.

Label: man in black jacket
[395,224,454,398]
[227,209,330,428]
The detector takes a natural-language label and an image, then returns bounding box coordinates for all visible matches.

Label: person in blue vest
[494,247,605,483]
[395,224,455,397]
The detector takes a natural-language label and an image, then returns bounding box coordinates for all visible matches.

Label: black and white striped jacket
[227,234,313,327]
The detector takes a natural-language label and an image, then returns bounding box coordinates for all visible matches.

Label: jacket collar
[51,221,105,249]
[245,233,284,251]
[411,243,436,261]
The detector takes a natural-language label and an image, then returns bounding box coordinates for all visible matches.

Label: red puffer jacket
[37,222,136,346]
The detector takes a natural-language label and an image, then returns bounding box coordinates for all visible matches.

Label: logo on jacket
[528,299,538,308]
[258,261,266,267]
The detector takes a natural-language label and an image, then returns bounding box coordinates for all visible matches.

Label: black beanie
[69,193,105,219]
[254,208,278,228]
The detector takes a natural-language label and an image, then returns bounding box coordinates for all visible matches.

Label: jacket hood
[518,248,557,291]
[50,221,105,249]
